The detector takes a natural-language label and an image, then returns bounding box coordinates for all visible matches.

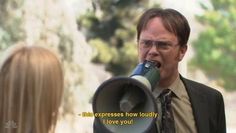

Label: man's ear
[178,45,187,61]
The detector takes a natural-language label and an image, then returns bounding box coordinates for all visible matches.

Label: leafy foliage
[0,0,25,51]
[79,0,159,75]
[192,0,236,90]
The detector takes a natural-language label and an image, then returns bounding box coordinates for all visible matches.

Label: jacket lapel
[181,77,209,133]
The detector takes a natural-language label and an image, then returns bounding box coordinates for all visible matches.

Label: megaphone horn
[93,60,160,133]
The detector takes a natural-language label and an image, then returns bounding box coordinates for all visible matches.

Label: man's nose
[148,43,159,56]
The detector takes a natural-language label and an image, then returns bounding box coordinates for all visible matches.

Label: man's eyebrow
[157,40,173,43]
[140,39,173,43]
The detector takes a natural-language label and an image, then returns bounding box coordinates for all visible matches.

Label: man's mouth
[147,60,161,68]
[155,61,161,68]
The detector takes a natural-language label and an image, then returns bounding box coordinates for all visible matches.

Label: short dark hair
[136,8,190,46]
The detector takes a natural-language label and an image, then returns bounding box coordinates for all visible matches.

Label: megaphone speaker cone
[92,77,157,133]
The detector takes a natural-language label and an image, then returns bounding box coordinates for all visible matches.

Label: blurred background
[0,0,235,132]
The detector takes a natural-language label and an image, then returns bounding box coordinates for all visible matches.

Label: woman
[0,43,64,133]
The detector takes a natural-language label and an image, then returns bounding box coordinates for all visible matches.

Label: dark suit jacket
[94,76,226,133]
[180,76,226,133]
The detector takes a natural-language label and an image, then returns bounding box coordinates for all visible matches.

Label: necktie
[160,89,175,133]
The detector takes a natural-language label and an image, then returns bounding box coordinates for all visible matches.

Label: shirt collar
[153,74,183,99]
[168,74,182,99]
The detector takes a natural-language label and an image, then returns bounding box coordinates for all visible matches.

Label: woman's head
[0,43,64,133]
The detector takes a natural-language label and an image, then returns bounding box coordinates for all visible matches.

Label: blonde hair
[0,44,64,133]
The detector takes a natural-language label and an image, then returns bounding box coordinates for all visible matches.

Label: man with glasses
[137,8,226,133]
[94,8,226,133]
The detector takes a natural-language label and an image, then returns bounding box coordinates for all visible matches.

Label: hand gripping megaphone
[92,60,160,133]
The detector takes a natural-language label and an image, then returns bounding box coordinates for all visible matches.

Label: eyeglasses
[139,39,179,51]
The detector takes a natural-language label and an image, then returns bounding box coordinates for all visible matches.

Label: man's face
[138,17,187,87]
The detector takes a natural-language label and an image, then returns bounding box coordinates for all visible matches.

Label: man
[136,8,226,133]
[94,8,226,133]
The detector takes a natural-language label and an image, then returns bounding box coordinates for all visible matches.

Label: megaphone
[93,60,160,133]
